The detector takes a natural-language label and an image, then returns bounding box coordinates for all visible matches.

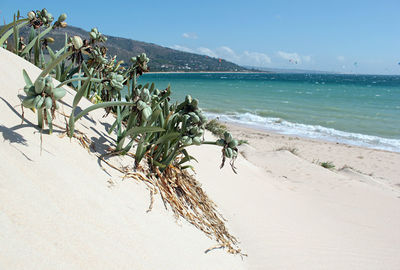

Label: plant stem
[37,108,43,128]
[56,77,102,88]
[38,50,73,78]
[201,141,217,145]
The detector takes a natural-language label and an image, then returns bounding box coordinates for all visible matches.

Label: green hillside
[17,25,249,72]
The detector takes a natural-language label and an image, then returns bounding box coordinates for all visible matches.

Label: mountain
[17,25,249,72]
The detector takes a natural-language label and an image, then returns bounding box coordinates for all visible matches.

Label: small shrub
[320,161,335,169]
[205,119,227,137]
[276,145,299,155]
[14,8,243,254]
[238,139,248,145]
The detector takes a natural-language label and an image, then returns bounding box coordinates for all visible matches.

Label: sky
[1,0,400,74]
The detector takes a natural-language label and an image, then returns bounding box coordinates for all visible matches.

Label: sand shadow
[100,121,112,133]
[90,131,115,156]
[0,124,28,145]
[74,106,96,125]
[1,96,37,128]
[0,123,33,162]
[58,99,72,108]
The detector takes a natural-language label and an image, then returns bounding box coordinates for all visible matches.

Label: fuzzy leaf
[73,101,134,122]
[22,69,33,86]
[124,126,165,138]
[20,25,54,57]
[73,76,91,108]
[154,132,180,145]
[0,20,29,46]
[0,18,28,37]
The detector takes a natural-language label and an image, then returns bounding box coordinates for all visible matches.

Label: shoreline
[224,119,400,154]
[146,71,268,74]
[146,71,400,76]
[204,111,400,154]
[223,121,400,190]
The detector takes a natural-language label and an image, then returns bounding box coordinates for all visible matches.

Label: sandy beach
[227,122,400,191]
[191,123,400,269]
[1,47,400,269]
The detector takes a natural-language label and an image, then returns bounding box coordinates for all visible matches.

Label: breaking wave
[205,112,400,153]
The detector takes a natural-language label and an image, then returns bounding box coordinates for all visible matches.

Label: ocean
[136,73,400,152]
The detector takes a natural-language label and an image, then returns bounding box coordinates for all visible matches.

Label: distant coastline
[147,70,268,74]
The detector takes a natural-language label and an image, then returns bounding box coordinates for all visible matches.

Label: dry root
[131,164,245,256]
[55,123,244,256]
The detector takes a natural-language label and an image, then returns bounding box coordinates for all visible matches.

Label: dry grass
[126,164,245,256]
[56,121,244,256]
[275,145,299,155]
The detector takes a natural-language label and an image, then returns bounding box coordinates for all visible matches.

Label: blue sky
[1,0,400,74]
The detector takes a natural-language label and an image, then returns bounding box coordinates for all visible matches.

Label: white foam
[205,112,400,153]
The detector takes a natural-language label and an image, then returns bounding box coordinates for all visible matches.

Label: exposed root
[135,164,245,256]
[146,189,155,213]
[53,123,244,256]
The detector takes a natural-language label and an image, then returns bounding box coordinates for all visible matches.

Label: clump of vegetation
[0,9,68,67]
[276,145,299,156]
[205,119,227,137]
[320,161,335,169]
[4,9,244,255]
[205,119,248,146]
[238,139,248,145]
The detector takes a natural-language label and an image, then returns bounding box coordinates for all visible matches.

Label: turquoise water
[136,73,400,152]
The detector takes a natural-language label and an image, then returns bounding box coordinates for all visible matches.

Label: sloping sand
[1,47,400,269]
[0,48,245,269]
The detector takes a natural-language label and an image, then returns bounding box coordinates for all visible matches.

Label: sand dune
[0,48,244,269]
[1,47,400,269]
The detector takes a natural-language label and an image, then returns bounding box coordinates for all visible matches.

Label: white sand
[1,47,400,269]
[0,48,244,269]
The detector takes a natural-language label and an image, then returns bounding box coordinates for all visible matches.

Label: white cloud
[302,55,311,62]
[170,45,272,67]
[337,56,345,62]
[182,32,198,39]
[216,46,240,62]
[197,47,218,58]
[171,45,194,53]
[242,51,272,66]
[208,46,271,66]
[277,51,301,63]
[277,51,312,64]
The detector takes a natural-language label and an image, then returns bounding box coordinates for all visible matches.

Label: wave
[205,112,400,153]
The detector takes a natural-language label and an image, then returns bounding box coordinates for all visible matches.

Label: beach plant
[276,145,299,155]
[205,119,228,137]
[1,9,68,68]
[320,161,335,169]
[15,12,243,254]
[238,139,248,145]
[0,11,30,49]
[14,13,241,176]
[20,67,69,133]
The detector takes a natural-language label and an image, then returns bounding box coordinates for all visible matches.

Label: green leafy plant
[1,9,68,68]
[0,11,30,49]
[205,119,227,137]
[320,161,335,169]
[16,12,243,254]
[21,70,66,133]
[238,139,248,145]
